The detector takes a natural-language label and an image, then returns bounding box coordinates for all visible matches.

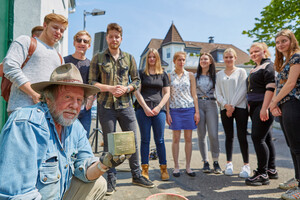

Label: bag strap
[58,53,63,64]
[21,37,37,69]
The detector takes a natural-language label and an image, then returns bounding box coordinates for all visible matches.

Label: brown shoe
[160,165,170,181]
[141,164,149,179]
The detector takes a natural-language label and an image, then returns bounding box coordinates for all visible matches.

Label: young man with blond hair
[3,13,68,114]
[64,30,94,136]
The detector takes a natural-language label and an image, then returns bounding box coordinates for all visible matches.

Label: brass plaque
[107,131,136,155]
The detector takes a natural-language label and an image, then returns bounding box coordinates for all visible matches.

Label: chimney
[209,36,214,43]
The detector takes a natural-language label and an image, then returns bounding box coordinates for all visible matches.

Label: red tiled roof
[146,39,250,65]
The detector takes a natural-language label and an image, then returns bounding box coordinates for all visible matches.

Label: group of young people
[0,10,299,199]
[135,30,300,200]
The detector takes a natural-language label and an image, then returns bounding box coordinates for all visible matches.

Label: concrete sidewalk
[90,119,294,200]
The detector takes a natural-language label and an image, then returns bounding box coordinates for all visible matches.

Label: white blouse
[215,67,247,110]
[169,70,194,109]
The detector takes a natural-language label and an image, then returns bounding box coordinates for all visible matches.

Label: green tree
[242,0,300,47]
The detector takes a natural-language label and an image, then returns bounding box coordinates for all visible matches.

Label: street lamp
[83,9,106,30]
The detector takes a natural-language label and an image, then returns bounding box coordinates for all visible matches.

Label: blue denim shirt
[0,103,98,200]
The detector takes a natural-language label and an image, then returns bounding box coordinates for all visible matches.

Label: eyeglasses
[76,38,89,44]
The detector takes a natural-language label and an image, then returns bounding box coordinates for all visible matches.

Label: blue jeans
[136,108,167,165]
[78,107,91,138]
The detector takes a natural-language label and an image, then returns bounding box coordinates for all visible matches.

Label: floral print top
[169,70,194,109]
[276,53,300,105]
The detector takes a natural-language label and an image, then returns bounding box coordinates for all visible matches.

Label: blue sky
[67,0,272,66]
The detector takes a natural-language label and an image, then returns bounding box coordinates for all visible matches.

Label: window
[166,48,170,58]
[174,47,181,53]
[217,51,224,63]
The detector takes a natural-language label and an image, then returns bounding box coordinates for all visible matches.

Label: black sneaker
[267,169,279,179]
[132,176,155,188]
[203,161,211,173]
[213,161,222,174]
[245,170,270,186]
[106,176,116,196]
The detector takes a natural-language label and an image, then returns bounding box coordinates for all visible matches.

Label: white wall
[13,0,69,56]
[162,44,185,73]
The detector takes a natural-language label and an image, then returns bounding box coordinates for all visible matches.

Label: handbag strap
[21,37,37,69]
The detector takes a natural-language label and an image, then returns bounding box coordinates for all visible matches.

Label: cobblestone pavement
[89,119,293,200]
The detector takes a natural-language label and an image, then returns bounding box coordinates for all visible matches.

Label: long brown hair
[196,53,216,88]
[274,29,300,72]
[144,48,163,75]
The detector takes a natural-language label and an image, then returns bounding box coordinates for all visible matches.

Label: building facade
[139,23,252,73]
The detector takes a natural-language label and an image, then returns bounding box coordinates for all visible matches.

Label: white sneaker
[239,164,251,178]
[224,162,233,176]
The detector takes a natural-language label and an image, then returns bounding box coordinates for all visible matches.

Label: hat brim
[31,81,100,97]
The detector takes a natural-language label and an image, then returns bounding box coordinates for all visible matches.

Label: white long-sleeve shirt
[215,67,247,110]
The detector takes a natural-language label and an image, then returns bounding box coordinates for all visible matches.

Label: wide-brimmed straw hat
[31,63,100,97]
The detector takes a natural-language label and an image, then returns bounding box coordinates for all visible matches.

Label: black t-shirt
[139,70,170,109]
[64,55,90,84]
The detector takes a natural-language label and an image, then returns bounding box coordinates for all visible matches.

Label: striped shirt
[89,49,140,109]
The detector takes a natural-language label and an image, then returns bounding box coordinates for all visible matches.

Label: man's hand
[99,152,130,168]
[111,85,128,98]
[31,92,41,104]
[85,95,94,110]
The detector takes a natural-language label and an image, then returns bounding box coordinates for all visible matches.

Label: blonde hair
[44,13,68,27]
[274,29,300,72]
[144,48,163,75]
[173,51,186,62]
[250,42,271,58]
[73,30,92,44]
[223,48,237,58]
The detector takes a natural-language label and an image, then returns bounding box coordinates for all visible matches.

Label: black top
[247,58,275,102]
[138,70,170,109]
[64,55,90,84]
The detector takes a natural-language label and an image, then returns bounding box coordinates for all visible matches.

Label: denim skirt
[169,107,197,130]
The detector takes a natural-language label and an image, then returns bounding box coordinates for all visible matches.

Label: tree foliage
[242,0,300,47]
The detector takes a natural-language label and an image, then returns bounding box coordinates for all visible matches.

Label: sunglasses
[76,38,89,44]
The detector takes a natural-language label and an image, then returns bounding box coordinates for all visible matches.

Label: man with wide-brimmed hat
[0,63,127,200]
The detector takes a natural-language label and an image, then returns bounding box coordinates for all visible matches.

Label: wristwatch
[126,86,131,93]
[97,162,108,173]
